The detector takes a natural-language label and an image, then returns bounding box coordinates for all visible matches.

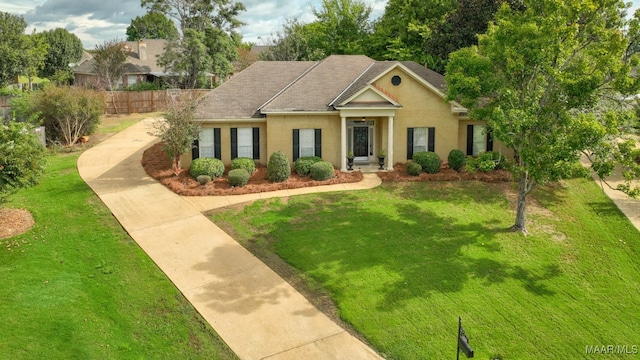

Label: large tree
[141,0,245,88]
[126,12,179,41]
[368,0,457,64]
[36,28,83,82]
[0,12,29,87]
[307,0,373,56]
[259,18,325,61]
[445,0,640,233]
[23,31,49,91]
[92,39,127,113]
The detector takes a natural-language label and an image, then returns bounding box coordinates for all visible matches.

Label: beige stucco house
[190,55,511,171]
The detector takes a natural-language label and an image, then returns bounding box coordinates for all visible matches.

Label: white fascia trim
[260,110,339,116]
[195,118,267,123]
[337,84,402,107]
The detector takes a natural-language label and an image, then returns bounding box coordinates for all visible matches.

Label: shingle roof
[74,39,167,75]
[194,55,448,119]
[194,60,317,119]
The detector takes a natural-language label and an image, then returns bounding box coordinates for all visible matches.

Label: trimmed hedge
[407,162,422,176]
[267,151,291,182]
[448,149,466,172]
[231,157,256,174]
[189,157,225,179]
[294,156,322,176]
[413,151,441,174]
[310,161,334,181]
[228,168,250,187]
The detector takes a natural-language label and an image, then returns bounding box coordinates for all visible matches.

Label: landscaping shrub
[294,156,322,176]
[477,151,505,172]
[407,162,422,176]
[310,161,334,181]
[267,151,291,182]
[464,156,478,173]
[231,157,256,174]
[447,149,466,172]
[189,157,224,179]
[413,151,441,174]
[228,168,250,187]
[196,175,211,185]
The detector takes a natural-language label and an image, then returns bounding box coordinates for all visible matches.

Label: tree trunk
[512,171,535,234]
[172,155,181,176]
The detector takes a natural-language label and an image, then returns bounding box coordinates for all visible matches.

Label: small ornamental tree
[0,122,46,204]
[150,98,201,175]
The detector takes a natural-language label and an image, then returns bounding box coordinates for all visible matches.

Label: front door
[353,126,369,157]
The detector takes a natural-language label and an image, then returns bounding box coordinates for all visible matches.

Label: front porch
[339,111,397,172]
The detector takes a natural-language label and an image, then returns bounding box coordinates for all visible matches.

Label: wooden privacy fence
[104,89,211,114]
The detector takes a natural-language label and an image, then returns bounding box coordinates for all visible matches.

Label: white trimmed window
[413,127,428,154]
[299,129,316,157]
[199,128,215,158]
[237,128,253,158]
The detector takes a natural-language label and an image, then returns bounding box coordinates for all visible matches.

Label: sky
[0,0,638,49]
[0,0,386,49]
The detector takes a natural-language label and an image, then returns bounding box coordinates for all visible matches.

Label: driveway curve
[78,118,383,360]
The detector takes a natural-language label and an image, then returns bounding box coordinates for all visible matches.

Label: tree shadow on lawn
[248,184,561,313]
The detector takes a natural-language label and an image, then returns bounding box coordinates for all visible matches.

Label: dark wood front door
[354,126,369,157]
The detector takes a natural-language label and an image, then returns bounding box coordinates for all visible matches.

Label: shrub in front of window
[465,156,478,173]
[231,157,256,174]
[477,151,504,172]
[407,162,422,176]
[447,149,466,172]
[196,175,211,185]
[294,156,322,176]
[309,161,334,181]
[228,168,250,187]
[413,151,441,174]
[189,157,225,179]
[267,151,291,182]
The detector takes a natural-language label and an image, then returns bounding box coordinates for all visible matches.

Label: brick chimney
[138,40,147,61]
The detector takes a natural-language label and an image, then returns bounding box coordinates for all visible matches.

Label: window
[407,127,435,159]
[293,129,322,160]
[192,128,221,160]
[231,127,260,160]
[466,125,493,156]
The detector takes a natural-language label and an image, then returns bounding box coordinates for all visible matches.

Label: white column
[387,116,394,171]
[340,116,347,171]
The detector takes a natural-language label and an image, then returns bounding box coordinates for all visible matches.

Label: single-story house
[189,54,513,171]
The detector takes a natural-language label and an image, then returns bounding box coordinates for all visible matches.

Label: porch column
[387,116,394,171]
[340,116,347,171]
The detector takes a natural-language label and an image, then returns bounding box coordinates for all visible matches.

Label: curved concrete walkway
[77,118,383,360]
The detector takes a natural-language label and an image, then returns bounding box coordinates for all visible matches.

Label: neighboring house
[74,39,172,89]
[189,55,513,171]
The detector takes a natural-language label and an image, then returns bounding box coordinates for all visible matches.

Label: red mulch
[141,142,513,196]
[0,208,34,240]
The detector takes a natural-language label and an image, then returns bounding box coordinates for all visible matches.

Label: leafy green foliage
[406,161,422,176]
[413,151,441,174]
[36,28,83,81]
[124,81,167,91]
[0,122,46,204]
[30,86,105,146]
[150,99,201,175]
[231,157,256,174]
[228,168,250,187]
[0,12,29,87]
[447,149,466,171]
[294,156,323,176]
[189,158,224,179]
[126,12,179,41]
[267,151,291,182]
[445,0,640,232]
[309,161,334,181]
[143,0,245,88]
[92,39,127,93]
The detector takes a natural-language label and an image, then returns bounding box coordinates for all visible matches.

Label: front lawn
[0,153,237,359]
[210,179,640,359]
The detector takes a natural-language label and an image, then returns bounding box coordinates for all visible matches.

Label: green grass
[1,153,237,359]
[210,180,640,359]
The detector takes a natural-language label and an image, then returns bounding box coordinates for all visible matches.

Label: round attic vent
[391,75,402,86]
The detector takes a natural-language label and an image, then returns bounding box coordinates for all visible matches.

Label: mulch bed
[142,142,513,197]
[0,208,35,240]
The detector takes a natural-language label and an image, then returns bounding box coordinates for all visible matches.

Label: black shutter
[314,129,322,158]
[466,125,474,156]
[407,128,414,159]
[428,127,435,152]
[486,131,494,152]
[231,128,238,159]
[293,129,300,161]
[252,127,260,160]
[214,128,221,160]
[192,139,199,160]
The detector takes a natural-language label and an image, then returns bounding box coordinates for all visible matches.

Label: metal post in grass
[457,317,474,359]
